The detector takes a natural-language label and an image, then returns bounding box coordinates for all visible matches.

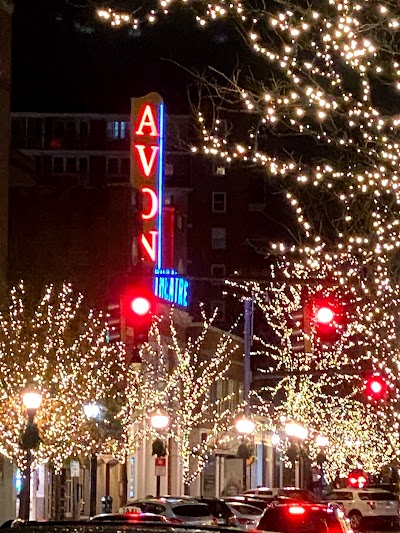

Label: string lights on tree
[97,0,400,478]
[135,306,241,484]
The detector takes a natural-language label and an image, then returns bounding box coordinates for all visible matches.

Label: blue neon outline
[157,102,165,270]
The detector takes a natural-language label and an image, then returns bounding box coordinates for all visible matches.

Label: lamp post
[150,408,169,497]
[285,422,308,488]
[316,435,328,497]
[235,416,255,492]
[84,402,101,517]
[19,390,42,521]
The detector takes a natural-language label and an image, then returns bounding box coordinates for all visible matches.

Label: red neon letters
[131,98,161,265]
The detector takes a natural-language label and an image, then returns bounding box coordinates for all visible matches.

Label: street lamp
[150,408,170,497]
[285,422,308,488]
[235,416,255,492]
[19,389,42,520]
[84,402,101,517]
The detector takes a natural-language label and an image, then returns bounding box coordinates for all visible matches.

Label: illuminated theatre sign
[131,92,190,307]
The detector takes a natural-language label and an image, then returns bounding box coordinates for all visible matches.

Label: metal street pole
[89,453,97,517]
[243,297,253,491]
[243,297,253,416]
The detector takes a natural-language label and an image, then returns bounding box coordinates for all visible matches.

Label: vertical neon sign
[131,93,164,270]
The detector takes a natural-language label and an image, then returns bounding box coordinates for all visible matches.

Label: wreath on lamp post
[152,437,167,457]
[20,422,42,451]
[237,441,254,460]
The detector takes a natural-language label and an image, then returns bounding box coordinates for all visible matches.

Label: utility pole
[243,297,253,414]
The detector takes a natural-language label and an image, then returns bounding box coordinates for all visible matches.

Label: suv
[257,502,351,533]
[324,488,399,530]
[120,497,216,525]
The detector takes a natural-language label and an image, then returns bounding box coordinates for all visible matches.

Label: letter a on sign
[135,105,159,137]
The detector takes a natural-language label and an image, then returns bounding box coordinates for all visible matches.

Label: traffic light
[121,285,154,345]
[364,374,388,401]
[312,297,343,342]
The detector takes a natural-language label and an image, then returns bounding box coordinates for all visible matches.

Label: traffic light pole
[243,297,253,415]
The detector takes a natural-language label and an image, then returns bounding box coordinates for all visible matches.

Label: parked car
[324,487,399,530]
[120,497,216,526]
[243,487,320,503]
[226,502,262,530]
[193,497,236,526]
[257,502,351,533]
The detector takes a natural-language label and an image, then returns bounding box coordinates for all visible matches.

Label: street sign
[155,456,166,477]
[70,460,80,478]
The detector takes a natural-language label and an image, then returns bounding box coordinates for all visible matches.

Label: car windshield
[172,505,211,517]
[358,492,397,501]
[228,504,262,515]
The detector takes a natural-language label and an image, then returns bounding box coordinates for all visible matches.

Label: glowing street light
[235,416,255,491]
[150,408,170,430]
[84,402,101,516]
[150,408,170,497]
[19,389,42,520]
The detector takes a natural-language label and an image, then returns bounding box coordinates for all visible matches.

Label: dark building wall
[8,184,135,307]
[0,1,13,295]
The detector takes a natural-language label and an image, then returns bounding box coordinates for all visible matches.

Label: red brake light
[288,506,306,515]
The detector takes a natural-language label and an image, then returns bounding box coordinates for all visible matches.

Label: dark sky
[11,0,242,114]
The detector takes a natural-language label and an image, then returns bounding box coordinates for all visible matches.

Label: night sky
[11,0,244,114]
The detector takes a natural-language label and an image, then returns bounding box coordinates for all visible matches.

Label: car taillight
[168,518,184,524]
[238,518,256,525]
[288,506,306,515]
[367,501,376,510]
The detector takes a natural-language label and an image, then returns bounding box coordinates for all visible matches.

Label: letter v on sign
[134,145,159,178]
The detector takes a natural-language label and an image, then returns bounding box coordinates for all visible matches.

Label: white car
[324,488,399,530]
[226,502,263,530]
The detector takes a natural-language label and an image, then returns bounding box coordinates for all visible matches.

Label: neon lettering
[141,187,158,220]
[135,145,159,177]
[141,231,158,262]
[135,105,159,136]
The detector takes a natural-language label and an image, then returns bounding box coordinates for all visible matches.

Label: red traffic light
[364,375,388,400]
[130,296,151,316]
[315,305,335,325]
[121,285,154,345]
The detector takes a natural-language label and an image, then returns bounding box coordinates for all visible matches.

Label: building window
[53,157,64,174]
[211,300,226,322]
[107,157,130,176]
[79,158,88,174]
[211,228,226,250]
[66,157,77,174]
[107,121,128,140]
[107,158,119,175]
[211,264,226,278]
[212,192,226,213]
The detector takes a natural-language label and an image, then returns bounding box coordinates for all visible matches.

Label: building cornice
[0,0,14,15]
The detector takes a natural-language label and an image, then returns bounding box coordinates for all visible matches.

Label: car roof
[331,488,393,493]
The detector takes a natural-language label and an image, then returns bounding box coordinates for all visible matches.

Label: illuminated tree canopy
[0,282,130,471]
[98,0,400,476]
